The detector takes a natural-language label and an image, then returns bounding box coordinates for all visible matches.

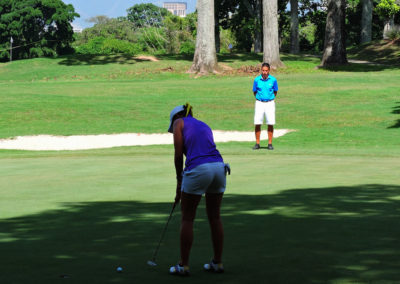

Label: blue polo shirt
[253,74,278,101]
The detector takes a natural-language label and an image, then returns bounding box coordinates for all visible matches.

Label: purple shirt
[182,116,223,171]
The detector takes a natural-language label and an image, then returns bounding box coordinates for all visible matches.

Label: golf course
[0,47,399,283]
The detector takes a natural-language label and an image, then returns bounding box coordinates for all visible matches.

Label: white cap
[168,105,185,133]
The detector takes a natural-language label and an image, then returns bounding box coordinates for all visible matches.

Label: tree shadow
[57,54,151,66]
[1,184,399,283]
[217,53,263,63]
[317,61,400,72]
[388,101,400,128]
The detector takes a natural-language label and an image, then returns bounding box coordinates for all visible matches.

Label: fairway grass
[1,145,399,283]
[0,53,399,283]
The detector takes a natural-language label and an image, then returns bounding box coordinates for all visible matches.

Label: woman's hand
[175,180,182,204]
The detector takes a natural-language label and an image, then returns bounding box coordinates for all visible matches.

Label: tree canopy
[126,3,170,28]
[0,0,79,61]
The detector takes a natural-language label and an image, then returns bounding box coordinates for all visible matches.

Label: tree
[126,3,170,28]
[0,0,79,61]
[76,17,137,45]
[290,0,300,53]
[262,0,284,68]
[189,0,218,74]
[360,0,373,43]
[242,0,263,52]
[320,0,348,67]
[86,15,110,25]
[215,0,239,52]
[376,0,400,38]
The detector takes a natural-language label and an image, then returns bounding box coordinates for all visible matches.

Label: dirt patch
[222,65,261,76]
[135,55,159,62]
[161,66,174,72]
[382,38,400,48]
[218,64,234,71]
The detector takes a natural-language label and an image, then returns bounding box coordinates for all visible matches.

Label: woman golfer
[168,103,227,276]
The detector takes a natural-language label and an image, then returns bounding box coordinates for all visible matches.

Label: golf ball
[116,266,123,272]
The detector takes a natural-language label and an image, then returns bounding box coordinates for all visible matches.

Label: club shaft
[151,202,176,261]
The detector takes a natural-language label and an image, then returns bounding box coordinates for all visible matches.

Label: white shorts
[181,162,226,195]
[254,100,275,125]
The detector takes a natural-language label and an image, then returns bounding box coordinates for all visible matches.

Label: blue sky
[64,0,197,30]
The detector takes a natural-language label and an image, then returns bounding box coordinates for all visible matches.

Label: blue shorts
[181,162,226,195]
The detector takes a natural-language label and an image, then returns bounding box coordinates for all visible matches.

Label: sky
[63,0,197,30]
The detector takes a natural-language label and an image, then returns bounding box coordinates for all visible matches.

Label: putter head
[147,260,157,267]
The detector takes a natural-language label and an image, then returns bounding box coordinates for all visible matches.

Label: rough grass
[347,39,400,65]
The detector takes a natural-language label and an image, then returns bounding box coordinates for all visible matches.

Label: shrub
[385,25,400,40]
[76,36,138,55]
[137,27,166,54]
[180,40,195,54]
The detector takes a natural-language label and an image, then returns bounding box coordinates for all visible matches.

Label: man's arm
[253,80,257,97]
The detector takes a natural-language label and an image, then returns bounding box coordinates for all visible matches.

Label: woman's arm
[173,118,184,204]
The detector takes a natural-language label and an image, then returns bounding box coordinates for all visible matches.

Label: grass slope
[0,51,399,283]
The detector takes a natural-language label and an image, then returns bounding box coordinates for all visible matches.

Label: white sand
[0,129,295,151]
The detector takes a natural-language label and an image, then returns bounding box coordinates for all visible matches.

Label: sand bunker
[0,129,295,151]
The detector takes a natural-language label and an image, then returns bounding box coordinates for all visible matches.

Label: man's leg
[180,192,201,266]
[267,124,274,145]
[253,100,263,149]
[255,125,261,145]
[266,101,275,150]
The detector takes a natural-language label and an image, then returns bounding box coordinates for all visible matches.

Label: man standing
[252,62,278,150]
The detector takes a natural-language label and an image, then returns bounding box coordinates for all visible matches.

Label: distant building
[163,2,187,17]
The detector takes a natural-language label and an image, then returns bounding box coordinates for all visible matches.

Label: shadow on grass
[318,62,400,72]
[388,101,400,129]
[58,54,152,66]
[1,184,399,283]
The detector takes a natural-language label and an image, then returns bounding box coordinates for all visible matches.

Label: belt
[256,99,274,102]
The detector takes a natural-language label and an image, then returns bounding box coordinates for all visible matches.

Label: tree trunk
[262,0,284,69]
[320,0,348,67]
[189,0,218,74]
[360,0,372,44]
[254,0,262,53]
[290,0,299,54]
[215,10,220,53]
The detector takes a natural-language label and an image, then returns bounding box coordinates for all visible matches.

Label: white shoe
[204,260,224,273]
[169,264,189,276]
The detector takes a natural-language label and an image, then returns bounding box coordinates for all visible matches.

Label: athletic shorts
[254,100,275,125]
[181,162,226,195]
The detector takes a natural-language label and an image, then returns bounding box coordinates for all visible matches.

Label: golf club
[147,202,177,266]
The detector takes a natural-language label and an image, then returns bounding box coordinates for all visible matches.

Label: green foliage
[75,18,137,45]
[137,27,166,54]
[299,21,317,51]
[76,36,138,55]
[163,14,195,54]
[73,11,196,56]
[219,28,236,53]
[376,0,400,18]
[126,3,170,28]
[179,40,195,54]
[0,0,79,62]
[386,25,400,39]
[298,1,327,52]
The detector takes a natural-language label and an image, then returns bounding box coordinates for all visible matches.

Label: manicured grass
[0,54,399,154]
[0,52,399,283]
[1,145,399,283]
